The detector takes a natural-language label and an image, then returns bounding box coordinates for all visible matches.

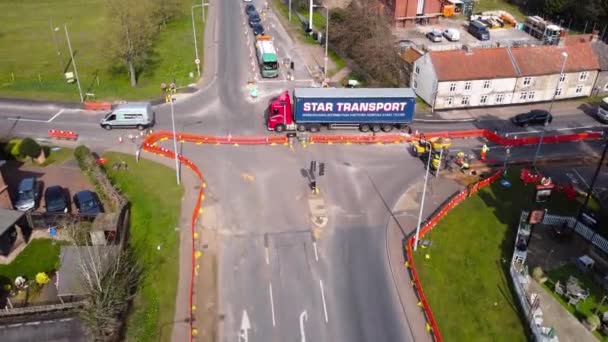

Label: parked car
[248,13,261,27]
[426,29,443,43]
[442,28,460,41]
[245,4,256,16]
[73,190,103,215]
[468,20,490,41]
[44,186,69,213]
[243,0,252,3]
[252,23,265,36]
[511,109,553,127]
[14,177,40,211]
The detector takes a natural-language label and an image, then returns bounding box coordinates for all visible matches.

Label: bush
[74,145,92,170]
[19,138,41,158]
[532,266,544,282]
[3,139,23,158]
[586,314,600,331]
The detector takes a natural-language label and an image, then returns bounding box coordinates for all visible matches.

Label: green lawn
[413,168,601,341]
[474,0,527,20]
[103,152,183,341]
[0,239,62,287]
[41,146,74,166]
[543,265,608,341]
[0,0,205,102]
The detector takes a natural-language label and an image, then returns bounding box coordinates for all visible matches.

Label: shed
[0,208,26,256]
[56,245,120,298]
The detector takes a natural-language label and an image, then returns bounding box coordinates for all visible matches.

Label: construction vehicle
[411,137,452,171]
[255,35,279,78]
[523,16,563,45]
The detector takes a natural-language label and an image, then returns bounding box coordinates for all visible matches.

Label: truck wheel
[360,124,370,132]
[381,125,393,132]
[297,125,306,132]
[103,125,112,130]
[308,125,320,133]
[275,124,286,132]
[371,124,381,132]
[137,124,145,131]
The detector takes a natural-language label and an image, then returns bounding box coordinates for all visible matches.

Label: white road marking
[239,310,251,342]
[265,246,270,265]
[573,168,590,188]
[319,279,328,323]
[7,109,66,123]
[313,241,319,262]
[299,310,308,342]
[269,282,276,327]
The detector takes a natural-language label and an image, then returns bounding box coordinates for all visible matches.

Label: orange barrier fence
[48,129,78,141]
[405,169,503,341]
[83,101,112,111]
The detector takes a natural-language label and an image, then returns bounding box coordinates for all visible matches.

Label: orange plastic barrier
[405,169,503,341]
[83,101,112,111]
[48,129,78,140]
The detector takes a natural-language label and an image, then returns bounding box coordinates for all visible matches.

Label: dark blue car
[44,186,69,213]
[73,190,103,215]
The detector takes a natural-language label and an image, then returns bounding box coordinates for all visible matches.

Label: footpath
[386,173,463,342]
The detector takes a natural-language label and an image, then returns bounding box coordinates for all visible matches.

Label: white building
[412,42,601,110]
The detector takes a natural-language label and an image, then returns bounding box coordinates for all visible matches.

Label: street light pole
[309,0,314,31]
[191,4,202,78]
[323,6,329,82]
[414,140,432,251]
[289,0,292,21]
[169,97,181,185]
[533,51,568,167]
[64,25,84,103]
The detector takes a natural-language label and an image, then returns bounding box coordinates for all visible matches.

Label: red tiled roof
[430,47,518,81]
[400,47,423,63]
[510,44,600,76]
[563,34,594,45]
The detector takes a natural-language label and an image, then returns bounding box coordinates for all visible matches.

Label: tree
[152,0,181,27]
[19,138,41,159]
[543,0,572,16]
[103,0,158,87]
[329,0,406,87]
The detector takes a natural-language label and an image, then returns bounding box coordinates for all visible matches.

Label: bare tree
[329,0,406,86]
[103,0,157,87]
[77,247,141,341]
[152,0,181,27]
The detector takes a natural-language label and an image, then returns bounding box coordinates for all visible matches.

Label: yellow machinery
[411,137,452,170]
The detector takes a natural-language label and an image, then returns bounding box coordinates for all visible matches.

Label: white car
[442,28,460,42]
[244,0,253,2]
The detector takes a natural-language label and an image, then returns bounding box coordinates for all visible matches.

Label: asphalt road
[0,316,86,342]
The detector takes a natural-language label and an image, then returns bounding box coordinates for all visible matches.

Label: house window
[523,77,532,86]
[415,66,420,75]
[579,71,589,81]
[555,88,563,96]
[449,83,456,92]
[495,94,505,104]
[483,80,491,89]
[604,83,608,91]
[529,91,536,100]
[446,97,453,105]
[519,92,528,100]
[480,95,488,104]
[413,81,418,89]
[575,85,583,94]
[461,96,470,105]
[559,74,566,83]
[464,82,472,91]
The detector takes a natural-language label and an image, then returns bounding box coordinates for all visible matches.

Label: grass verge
[41,146,74,166]
[103,152,183,341]
[414,168,598,340]
[0,0,204,102]
[0,239,62,286]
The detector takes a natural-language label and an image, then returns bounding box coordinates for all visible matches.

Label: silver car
[15,177,40,211]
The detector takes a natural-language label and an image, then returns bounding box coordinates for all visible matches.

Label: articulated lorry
[267,88,416,132]
[255,35,279,78]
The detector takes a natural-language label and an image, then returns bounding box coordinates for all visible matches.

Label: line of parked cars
[14,177,103,215]
[425,20,491,43]
[245,4,265,36]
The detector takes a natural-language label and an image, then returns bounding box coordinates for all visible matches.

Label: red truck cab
[267,91,294,132]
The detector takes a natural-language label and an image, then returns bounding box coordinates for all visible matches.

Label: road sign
[195,58,201,65]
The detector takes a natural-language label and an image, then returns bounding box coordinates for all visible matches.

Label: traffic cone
[118,136,123,143]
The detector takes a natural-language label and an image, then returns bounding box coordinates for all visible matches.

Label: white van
[100,102,155,130]
[597,97,608,123]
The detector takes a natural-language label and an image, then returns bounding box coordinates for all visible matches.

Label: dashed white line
[319,279,328,323]
[313,241,319,262]
[48,109,65,122]
[265,246,270,265]
[7,109,65,123]
[269,282,276,327]
[573,168,590,188]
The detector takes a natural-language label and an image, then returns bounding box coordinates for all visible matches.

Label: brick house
[381,0,443,27]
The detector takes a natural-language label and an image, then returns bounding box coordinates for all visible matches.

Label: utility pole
[309,0,314,31]
[414,140,432,251]
[323,6,329,82]
[191,4,202,78]
[64,24,84,103]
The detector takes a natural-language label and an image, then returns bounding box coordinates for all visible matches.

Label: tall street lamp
[309,0,314,31]
[414,140,432,251]
[64,24,84,103]
[169,94,181,185]
[533,51,568,166]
